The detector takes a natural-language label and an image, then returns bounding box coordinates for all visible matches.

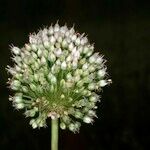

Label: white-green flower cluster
[7,23,111,132]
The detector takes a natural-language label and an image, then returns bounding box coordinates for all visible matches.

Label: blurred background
[0,0,149,149]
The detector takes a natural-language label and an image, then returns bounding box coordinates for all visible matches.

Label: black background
[0,0,150,150]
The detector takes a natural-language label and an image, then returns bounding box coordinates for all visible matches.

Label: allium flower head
[7,23,111,132]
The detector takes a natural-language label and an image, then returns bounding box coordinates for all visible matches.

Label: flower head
[7,23,111,132]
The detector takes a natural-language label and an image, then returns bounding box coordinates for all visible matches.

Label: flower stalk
[51,119,58,150]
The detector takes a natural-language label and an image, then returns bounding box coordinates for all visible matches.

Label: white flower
[7,23,111,132]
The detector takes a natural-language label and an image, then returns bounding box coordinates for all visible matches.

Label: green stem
[51,119,59,150]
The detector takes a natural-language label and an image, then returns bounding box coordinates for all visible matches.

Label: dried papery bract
[7,23,111,133]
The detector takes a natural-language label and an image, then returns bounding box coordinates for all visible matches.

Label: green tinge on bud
[76,80,84,87]
[25,108,37,117]
[50,85,55,92]
[89,55,97,64]
[62,115,71,124]
[15,73,23,80]
[60,79,66,87]
[14,93,23,103]
[97,69,106,78]
[44,41,50,48]
[51,75,57,84]
[62,39,68,48]
[88,83,96,90]
[33,74,39,82]
[22,86,28,93]
[69,122,81,132]
[31,44,37,51]
[82,63,88,70]
[74,110,83,119]
[48,73,57,84]
[88,65,95,72]
[60,94,65,99]
[11,80,21,90]
[30,83,37,91]
[60,122,66,130]
[89,96,98,102]
[69,123,75,132]
[48,52,56,62]
[61,61,67,70]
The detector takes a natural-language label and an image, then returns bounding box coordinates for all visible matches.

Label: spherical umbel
[7,23,111,132]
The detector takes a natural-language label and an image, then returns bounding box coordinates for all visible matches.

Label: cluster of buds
[7,23,111,132]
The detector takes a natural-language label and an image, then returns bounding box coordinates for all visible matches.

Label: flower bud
[15,103,25,109]
[81,37,88,45]
[48,52,56,62]
[50,36,56,44]
[22,86,28,93]
[54,48,62,57]
[66,55,72,62]
[99,80,107,87]
[30,84,36,91]
[43,40,50,48]
[75,38,80,46]
[11,80,21,90]
[89,96,98,102]
[60,122,66,130]
[74,110,83,119]
[54,23,60,32]
[97,69,106,78]
[88,110,96,117]
[13,93,23,103]
[62,39,68,48]
[88,83,96,90]
[41,56,47,64]
[68,43,74,51]
[48,26,54,35]
[61,94,65,99]
[60,79,66,87]
[82,63,88,70]
[25,44,31,51]
[96,56,103,64]
[76,80,84,87]
[11,46,20,55]
[62,115,71,124]
[83,116,93,124]
[30,119,38,129]
[89,55,97,63]
[31,44,37,51]
[61,61,67,70]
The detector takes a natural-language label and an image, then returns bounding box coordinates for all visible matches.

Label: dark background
[0,0,149,149]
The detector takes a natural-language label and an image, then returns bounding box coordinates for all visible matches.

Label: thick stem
[51,119,59,150]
